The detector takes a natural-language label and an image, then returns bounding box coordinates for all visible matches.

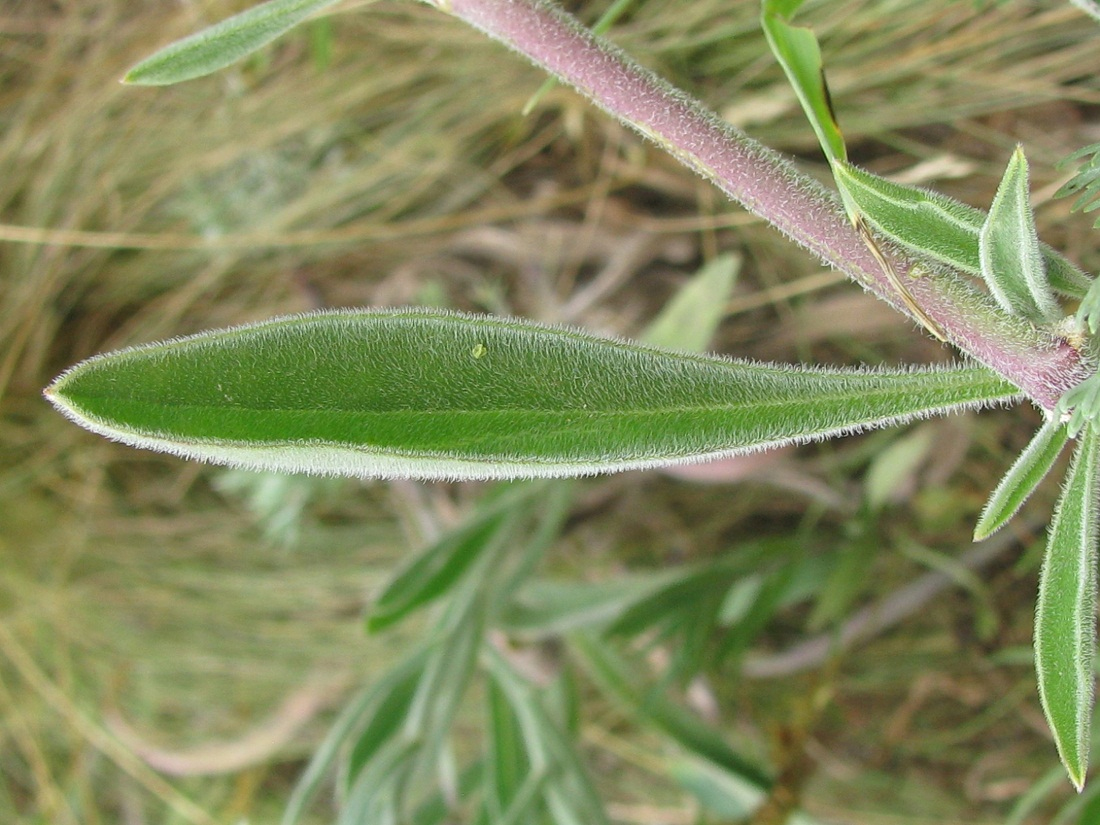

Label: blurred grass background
[3,0,1100,822]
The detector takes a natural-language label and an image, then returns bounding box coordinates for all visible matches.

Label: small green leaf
[761,0,847,166]
[979,147,1058,322]
[835,162,1092,300]
[1060,374,1100,440]
[1035,424,1100,790]
[45,309,1020,482]
[863,425,935,511]
[975,417,1070,541]
[124,0,342,85]
[1077,280,1100,336]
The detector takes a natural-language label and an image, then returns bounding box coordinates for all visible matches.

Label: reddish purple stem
[435,0,1091,409]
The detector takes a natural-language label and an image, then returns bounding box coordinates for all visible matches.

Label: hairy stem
[424,0,1091,409]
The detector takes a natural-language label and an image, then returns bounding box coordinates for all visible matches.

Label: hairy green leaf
[979,148,1058,322]
[975,417,1070,541]
[761,0,846,165]
[45,309,1020,482]
[835,162,1092,300]
[1035,425,1100,790]
[1060,373,1100,440]
[124,0,342,85]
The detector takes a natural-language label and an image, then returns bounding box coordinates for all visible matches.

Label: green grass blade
[835,162,1092,300]
[761,0,847,166]
[45,309,1020,482]
[1035,425,1100,790]
[979,147,1058,322]
[124,0,343,85]
[975,418,1070,541]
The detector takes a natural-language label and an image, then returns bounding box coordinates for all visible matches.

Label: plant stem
[424,0,1091,410]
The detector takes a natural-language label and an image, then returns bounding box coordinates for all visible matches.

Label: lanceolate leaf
[124,0,343,86]
[974,417,1070,541]
[45,309,1020,481]
[1035,425,1100,791]
[835,162,1092,300]
[979,148,1059,323]
[761,0,847,166]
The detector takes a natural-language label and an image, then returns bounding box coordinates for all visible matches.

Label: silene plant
[43,0,1100,816]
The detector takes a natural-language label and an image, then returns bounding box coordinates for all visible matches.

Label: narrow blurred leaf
[403,593,486,780]
[411,762,486,825]
[643,254,739,353]
[486,677,531,821]
[45,309,1020,482]
[715,562,798,664]
[806,527,876,631]
[487,651,610,825]
[979,148,1058,322]
[309,16,334,71]
[761,0,847,165]
[124,0,342,85]
[571,632,772,789]
[367,490,529,631]
[863,424,935,511]
[976,417,1069,540]
[606,557,755,637]
[495,480,575,602]
[835,162,1092,300]
[339,737,419,825]
[281,650,429,825]
[501,575,686,636]
[1036,425,1100,790]
[345,661,425,786]
[671,757,821,824]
